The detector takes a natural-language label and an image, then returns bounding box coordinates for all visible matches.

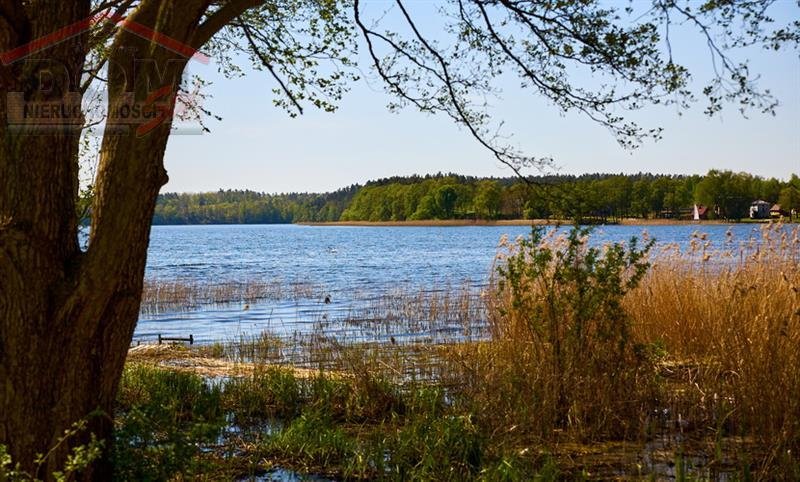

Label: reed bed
[139,277,486,340]
[436,223,800,478]
[140,278,318,314]
[345,282,484,327]
[122,224,799,479]
[218,333,457,386]
[628,224,800,475]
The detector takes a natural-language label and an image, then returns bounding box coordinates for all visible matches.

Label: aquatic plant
[448,226,660,441]
[627,223,800,476]
[114,224,800,479]
[113,365,225,481]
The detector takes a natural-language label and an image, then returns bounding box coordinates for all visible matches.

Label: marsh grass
[224,332,287,365]
[439,227,662,444]
[118,224,799,480]
[114,365,226,480]
[115,360,508,480]
[223,366,303,422]
[439,223,799,478]
[350,282,486,333]
[139,278,317,314]
[627,224,800,477]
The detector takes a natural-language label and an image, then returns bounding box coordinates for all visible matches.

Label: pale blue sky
[162,2,800,194]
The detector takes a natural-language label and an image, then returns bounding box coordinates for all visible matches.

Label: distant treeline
[153,171,800,224]
[153,187,357,224]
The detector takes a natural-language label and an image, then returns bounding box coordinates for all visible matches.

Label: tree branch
[80,0,137,93]
[394,0,537,178]
[191,0,263,48]
[238,19,303,115]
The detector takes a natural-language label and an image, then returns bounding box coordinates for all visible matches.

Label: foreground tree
[0,0,796,478]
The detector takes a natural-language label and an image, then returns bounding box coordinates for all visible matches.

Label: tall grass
[444,227,662,443]
[443,223,799,476]
[140,278,317,314]
[118,224,799,479]
[114,365,225,480]
[628,224,800,474]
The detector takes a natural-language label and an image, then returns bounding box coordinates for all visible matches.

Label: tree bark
[0,1,206,479]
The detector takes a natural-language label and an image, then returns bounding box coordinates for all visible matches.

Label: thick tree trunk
[1,2,93,477]
[0,81,177,481]
[0,2,204,479]
[0,138,170,479]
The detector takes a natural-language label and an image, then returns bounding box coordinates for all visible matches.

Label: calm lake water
[135,223,770,344]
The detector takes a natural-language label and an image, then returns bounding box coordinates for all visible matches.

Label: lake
[135,223,770,344]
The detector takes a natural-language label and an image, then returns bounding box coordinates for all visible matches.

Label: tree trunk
[0,2,200,479]
[0,129,171,480]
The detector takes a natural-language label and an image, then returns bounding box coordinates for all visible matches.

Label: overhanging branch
[238,19,303,115]
[191,0,264,48]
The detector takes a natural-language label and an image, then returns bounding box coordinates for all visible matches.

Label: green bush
[485,226,659,439]
[0,419,103,482]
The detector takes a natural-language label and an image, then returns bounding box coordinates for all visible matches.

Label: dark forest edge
[154,170,800,225]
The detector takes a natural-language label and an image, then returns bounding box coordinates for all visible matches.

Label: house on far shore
[770,204,789,219]
[692,204,710,220]
[750,200,771,219]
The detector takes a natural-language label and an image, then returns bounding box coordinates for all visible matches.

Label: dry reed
[127,223,800,477]
[439,223,799,476]
[628,224,800,473]
[140,278,317,314]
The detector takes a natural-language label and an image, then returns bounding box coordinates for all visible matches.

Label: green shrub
[0,419,103,482]
[481,226,659,439]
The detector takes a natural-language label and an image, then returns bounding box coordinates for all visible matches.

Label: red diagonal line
[1,10,209,66]
[136,84,175,136]
[144,84,174,104]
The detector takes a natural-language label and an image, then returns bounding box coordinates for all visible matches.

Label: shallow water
[238,469,332,482]
[135,223,774,343]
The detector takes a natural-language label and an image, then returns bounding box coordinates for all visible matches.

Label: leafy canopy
[76,0,799,175]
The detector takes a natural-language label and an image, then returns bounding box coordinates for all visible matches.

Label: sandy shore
[301,218,761,227]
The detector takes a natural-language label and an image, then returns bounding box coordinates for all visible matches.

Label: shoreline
[301,218,770,227]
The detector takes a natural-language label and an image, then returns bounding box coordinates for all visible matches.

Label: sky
[161,2,800,194]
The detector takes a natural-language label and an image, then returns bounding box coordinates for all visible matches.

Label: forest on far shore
[152,170,800,225]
